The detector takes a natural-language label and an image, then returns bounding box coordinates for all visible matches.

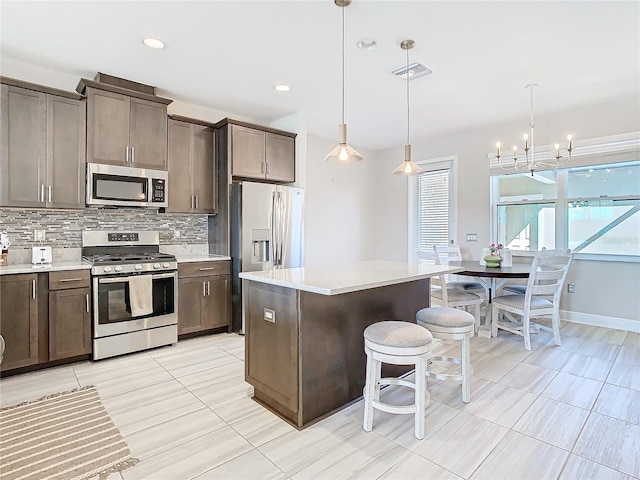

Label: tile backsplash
[0,207,209,249]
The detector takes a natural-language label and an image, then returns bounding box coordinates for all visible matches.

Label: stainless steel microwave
[86,163,168,208]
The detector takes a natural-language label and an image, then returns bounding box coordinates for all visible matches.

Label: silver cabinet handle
[32,279,36,299]
[48,185,52,203]
[207,280,210,296]
[199,267,215,271]
[125,146,130,162]
[195,195,199,209]
[40,184,45,203]
[131,146,135,163]
[191,195,195,209]
[86,293,90,313]
[261,162,265,174]
[266,162,270,175]
[202,280,206,297]
[59,277,83,282]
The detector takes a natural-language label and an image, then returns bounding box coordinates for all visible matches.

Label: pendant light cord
[341,4,345,125]
[406,46,410,146]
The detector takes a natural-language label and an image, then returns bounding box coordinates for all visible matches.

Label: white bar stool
[363,321,433,440]
[416,307,475,403]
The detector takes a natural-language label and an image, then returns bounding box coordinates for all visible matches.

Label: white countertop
[174,254,231,263]
[239,260,461,295]
[0,261,91,276]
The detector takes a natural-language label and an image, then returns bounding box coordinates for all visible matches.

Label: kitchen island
[239,260,460,429]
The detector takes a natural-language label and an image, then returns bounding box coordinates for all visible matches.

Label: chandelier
[495,84,573,175]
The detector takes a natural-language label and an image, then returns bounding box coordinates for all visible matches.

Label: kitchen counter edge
[0,262,91,276]
[174,254,231,263]
[239,261,462,295]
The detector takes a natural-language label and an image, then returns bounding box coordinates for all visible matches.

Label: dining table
[446,260,532,331]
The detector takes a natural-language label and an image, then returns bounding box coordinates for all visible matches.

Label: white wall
[304,134,376,267]
[372,96,640,326]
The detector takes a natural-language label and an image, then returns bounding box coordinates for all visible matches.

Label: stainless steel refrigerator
[230,182,305,332]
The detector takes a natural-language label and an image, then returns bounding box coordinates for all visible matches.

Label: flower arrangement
[489,243,503,256]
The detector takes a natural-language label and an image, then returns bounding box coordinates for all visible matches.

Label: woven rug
[0,386,138,480]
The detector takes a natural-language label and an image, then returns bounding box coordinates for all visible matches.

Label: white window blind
[417,168,450,251]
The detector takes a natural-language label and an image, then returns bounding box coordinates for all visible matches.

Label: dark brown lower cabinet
[178,261,231,336]
[48,287,91,360]
[0,274,39,370]
[1,269,91,374]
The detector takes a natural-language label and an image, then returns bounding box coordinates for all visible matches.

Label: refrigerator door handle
[270,191,277,267]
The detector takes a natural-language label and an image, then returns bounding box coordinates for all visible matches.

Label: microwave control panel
[151,179,166,203]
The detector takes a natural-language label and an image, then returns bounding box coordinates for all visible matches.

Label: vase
[484,255,502,267]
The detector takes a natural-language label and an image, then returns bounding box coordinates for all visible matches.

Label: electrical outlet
[34,230,46,241]
[466,233,477,242]
[567,283,575,293]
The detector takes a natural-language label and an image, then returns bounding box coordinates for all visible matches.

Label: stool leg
[461,333,471,403]
[363,348,375,432]
[414,354,427,440]
[374,356,382,402]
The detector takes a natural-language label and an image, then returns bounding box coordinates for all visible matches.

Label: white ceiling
[1,1,638,150]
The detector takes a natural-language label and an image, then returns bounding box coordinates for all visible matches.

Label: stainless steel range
[82,231,177,360]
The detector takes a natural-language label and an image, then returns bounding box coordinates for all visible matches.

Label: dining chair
[433,245,487,299]
[416,250,483,333]
[491,249,573,350]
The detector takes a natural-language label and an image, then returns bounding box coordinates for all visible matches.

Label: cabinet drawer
[49,270,90,290]
[178,261,231,278]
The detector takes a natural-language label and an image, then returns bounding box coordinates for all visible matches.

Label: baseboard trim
[561,310,640,333]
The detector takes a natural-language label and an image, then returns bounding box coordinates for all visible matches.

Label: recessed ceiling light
[357,38,377,50]
[143,37,165,49]
[274,84,290,92]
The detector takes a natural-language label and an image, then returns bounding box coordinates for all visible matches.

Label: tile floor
[1,323,639,480]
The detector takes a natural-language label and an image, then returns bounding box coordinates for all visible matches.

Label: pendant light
[393,40,424,175]
[325,0,363,162]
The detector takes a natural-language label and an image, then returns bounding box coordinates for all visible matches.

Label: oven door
[93,271,177,338]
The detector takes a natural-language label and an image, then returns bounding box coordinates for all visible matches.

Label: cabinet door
[129,97,167,170]
[193,125,216,213]
[86,88,130,166]
[204,275,231,329]
[46,96,86,209]
[0,85,46,207]
[48,287,91,360]
[167,119,194,213]
[0,274,38,371]
[231,125,265,179]
[177,277,206,335]
[266,132,295,183]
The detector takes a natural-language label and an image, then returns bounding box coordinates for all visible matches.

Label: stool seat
[363,320,433,439]
[364,321,433,349]
[416,306,475,328]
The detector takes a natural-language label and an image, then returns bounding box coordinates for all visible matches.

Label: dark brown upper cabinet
[0,79,86,209]
[77,76,172,171]
[216,119,296,184]
[167,117,216,214]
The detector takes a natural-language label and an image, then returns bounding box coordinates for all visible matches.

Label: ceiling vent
[392,62,432,80]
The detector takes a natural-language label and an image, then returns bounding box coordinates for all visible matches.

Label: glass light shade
[392,145,424,175]
[325,124,363,162]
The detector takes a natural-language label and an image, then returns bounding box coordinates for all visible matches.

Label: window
[492,160,640,260]
[409,158,456,260]
[566,162,640,256]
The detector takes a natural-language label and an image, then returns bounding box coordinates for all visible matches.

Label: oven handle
[97,272,177,284]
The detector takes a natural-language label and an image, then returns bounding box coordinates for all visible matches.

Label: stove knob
[134,264,142,270]
[162,262,170,268]
[153,263,161,269]
[104,266,113,273]
[114,265,123,272]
